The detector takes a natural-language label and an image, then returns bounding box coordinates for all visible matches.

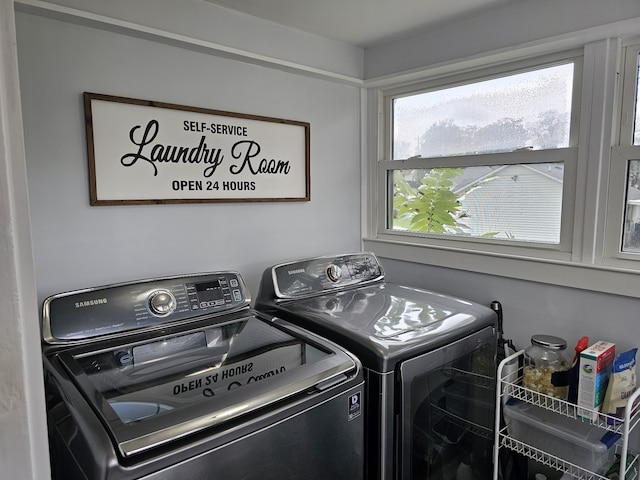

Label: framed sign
[83,92,310,205]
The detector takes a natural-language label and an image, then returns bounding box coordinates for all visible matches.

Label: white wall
[16,11,363,302]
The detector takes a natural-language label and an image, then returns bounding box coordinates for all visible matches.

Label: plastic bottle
[567,336,589,403]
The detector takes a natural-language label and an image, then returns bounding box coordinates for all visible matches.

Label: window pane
[391,163,563,243]
[393,64,574,159]
[622,159,640,251]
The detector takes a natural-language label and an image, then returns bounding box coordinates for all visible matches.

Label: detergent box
[577,341,616,422]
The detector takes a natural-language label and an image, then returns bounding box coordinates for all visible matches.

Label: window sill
[362,237,640,299]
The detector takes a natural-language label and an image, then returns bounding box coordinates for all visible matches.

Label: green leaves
[393,168,465,233]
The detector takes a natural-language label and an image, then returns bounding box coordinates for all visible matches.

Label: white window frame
[377,52,582,255]
[363,38,640,298]
[378,148,578,258]
[604,41,640,267]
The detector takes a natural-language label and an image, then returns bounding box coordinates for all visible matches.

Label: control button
[114,351,133,367]
[148,290,176,317]
[326,264,343,282]
[232,289,242,302]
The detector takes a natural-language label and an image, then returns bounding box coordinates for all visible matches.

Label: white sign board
[84,93,310,205]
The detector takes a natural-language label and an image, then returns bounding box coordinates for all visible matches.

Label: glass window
[623,159,640,252]
[391,163,564,243]
[384,61,577,246]
[621,49,640,253]
[607,45,640,262]
[392,64,574,159]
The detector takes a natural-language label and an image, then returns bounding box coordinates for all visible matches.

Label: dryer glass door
[398,325,497,480]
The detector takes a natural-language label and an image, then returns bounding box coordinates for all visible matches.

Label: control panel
[272,252,384,299]
[42,272,249,344]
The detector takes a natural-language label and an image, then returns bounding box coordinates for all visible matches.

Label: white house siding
[458,164,562,243]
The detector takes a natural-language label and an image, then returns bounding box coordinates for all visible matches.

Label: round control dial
[148,290,176,317]
[326,264,343,283]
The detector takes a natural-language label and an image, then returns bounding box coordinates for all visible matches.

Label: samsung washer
[42,271,364,479]
[255,252,498,480]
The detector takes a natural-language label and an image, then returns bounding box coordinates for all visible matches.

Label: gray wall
[364,0,640,80]
[17,12,362,301]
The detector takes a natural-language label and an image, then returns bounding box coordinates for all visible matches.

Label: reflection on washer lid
[54,314,357,457]
[284,284,478,342]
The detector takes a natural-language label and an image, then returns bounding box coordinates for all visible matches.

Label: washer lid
[51,312,359,458]
[260,283,496,372]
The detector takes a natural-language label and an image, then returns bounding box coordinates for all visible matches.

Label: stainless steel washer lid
[51,312,359,458]
[260,283,496,372]
[255,253,497,372]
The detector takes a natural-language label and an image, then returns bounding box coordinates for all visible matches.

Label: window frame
[363,38,640,298]
[617,43,640,147]
[376,52,583,258]
[604,42,640,266]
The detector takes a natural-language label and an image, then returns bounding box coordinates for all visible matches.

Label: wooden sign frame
[84,92,310,205]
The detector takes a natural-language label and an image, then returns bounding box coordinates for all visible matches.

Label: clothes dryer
[255,252,497,480]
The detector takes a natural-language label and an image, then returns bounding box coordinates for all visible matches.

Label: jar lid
[531,334,567,349]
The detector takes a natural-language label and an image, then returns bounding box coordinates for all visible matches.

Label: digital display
[195,280,224,303]
[185,277,241,310]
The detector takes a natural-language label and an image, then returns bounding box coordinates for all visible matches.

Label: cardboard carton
[577,341,616,422]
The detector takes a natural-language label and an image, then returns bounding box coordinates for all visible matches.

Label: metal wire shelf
[498,430,639,480]
[493,350,640,480]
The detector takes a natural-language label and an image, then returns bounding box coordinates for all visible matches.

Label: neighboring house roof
[452,163,563,193]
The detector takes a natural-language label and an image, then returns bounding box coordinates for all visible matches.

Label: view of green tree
[392,110,569,236]
[393,168,466,233]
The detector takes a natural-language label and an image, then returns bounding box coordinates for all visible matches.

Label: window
[365,39,640,297]
[392,64,574,159]
[606,43,640,263]
[381,57,580,249]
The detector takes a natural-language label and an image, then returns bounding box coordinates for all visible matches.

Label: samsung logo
[75,298,108,308]
[287,268,305,275]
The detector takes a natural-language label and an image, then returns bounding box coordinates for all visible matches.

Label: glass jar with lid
[523,334,571,399]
